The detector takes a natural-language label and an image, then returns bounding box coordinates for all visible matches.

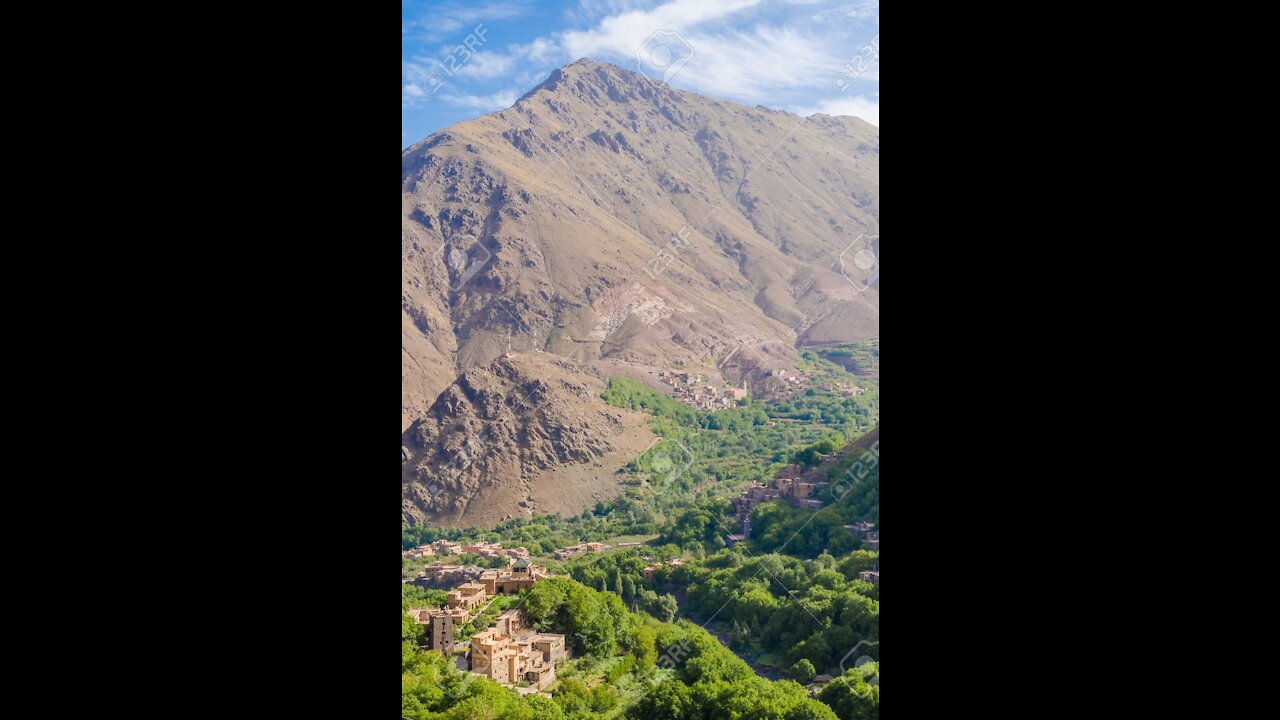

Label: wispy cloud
[402,0,536,42]
[439,89,520,111]
[454,37,562,79]
[815,0,880,22]
[564,0,656,24]
[554,0,872,105]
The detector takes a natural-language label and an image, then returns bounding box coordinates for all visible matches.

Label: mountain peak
[566,57,609,69]
[517,57,657,105]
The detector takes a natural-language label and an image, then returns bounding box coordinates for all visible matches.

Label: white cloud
[455,37,564,79]
[651,25,846,99]
[439,89,520,111]
[793,94,879,126]
[550,0,871,106]
[561,0,764,58]
[565,0,656,24]
[403,0,535,42]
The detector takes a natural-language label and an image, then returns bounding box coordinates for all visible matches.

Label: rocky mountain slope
[401,353,654,527]
[402,58,879,527]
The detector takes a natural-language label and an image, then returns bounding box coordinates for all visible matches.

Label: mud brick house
[844,522,879,550]
[495,608,525,636]
[479,559,547,596]
[469,628,567,690]
[432,540,463,556]
[447,582,488,612]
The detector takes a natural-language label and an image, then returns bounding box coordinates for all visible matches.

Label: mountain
[401,353,655,527]
[402,59,879,527]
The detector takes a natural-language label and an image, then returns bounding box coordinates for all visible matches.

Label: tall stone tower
[428,610,455,654]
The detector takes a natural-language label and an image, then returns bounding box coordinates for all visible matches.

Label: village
[402,538,634,570]
[657,370,750,410]
[403,539,530,563]
[654,366,864,409]
[402,537,657,695]
[406,554,568,696]
[727,457,880,584]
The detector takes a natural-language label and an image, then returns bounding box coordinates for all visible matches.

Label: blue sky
[403,0,879,149]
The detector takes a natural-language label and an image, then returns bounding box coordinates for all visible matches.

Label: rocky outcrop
[401,353,654,527]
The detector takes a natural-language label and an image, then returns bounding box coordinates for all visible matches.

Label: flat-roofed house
[469,629,566,689]
[432,540,462,556]
[530,633,566,665]
[479,559,544,595]
[495,608,526,636]
[447,583,487,612]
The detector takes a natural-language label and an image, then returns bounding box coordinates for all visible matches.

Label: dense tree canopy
[402,355,880,720]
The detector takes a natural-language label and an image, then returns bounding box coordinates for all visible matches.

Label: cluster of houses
[843,521,879,552]
[408,559,567,692]
[408,557,553,593]
[818,381,865,397]
[553,541,612,561]
[406,563,484,589]
[729,465,833,542]
[773,465,831,510]
[728,460,881,557]
[761,368,809,400]
[641,557,685,582]
[657,370,749,410]
[470,612,566,691]
[403,539,532,562]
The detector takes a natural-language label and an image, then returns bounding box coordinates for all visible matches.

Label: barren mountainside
[401,354,654,527]
[402,58,879,527]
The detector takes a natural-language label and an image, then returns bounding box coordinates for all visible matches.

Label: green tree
[633,679,694,720]
[818,668,880,720]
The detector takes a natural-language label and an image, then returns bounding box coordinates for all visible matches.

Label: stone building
[407,607,469,654]
[495,608,525,636]
[479,559,547,596]
[447,582,488,612]
[469,628,567,690]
